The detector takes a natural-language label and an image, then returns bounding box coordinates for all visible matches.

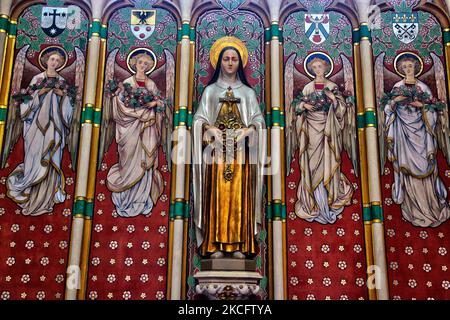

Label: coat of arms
[41,7,68,37]
[131,10,156,40]
[392,12,419,44]
[305,13,330,44]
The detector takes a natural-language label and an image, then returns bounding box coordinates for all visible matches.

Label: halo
[38,46,68,72]
[394,52,423,78]
[126,48,157,75]
[210,36,249,69]
[304,51,334,79]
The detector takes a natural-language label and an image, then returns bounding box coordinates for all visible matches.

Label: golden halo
[304,52,334,79]
[394,52,423,78]
[38,46,68,72]
[127,48,157,75]
[210,36,249,69]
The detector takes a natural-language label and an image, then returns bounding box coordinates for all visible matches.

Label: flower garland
[12,77,78,106]
[292,86,353,116]
[106,79,166,112]
[380,85,446,112]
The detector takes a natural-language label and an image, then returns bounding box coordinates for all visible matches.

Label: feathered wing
[428,52,450,166]
[1,45,29,168]
[375,53,386,171]
[98,48,119,169]
[339,54,359,177]
[375,53,401,171]
[64,47,85,169]
[284,53,297,175]
[162,49,175,170]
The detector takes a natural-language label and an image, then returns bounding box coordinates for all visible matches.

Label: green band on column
[89,20,102,38]
[93,109,102,125]
[101,25,108,39]
[363,206,371,221]
[266,203,273,220]
[443,29,450,44]
[190,27,196,42]
[178,108,188,124]
[271,109,285,127]
[357,113,365,129]
[8,22,17,36]
[265,113,272,127]
[173,201,185,218]
[271,24,280,39]
[0,16,9,33]
[85,201,94,218]
[264,28,271,43]
[371,205,384,221]
[170,202,175,219]
[359,24,371,42]
[281,204,286,220]
[352,29,360,44]
[73,199,86,216]
[272,202,282,218]
[82,104,94,123]
[364,109,377,128]
[184,201,190,218]
[178,23,190,42]
[173,110,179,127]
[0,108,6,122]
[187,112,193,128]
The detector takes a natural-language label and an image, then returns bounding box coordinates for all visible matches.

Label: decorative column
[352,26,377,300]
[266,0,286,300]
[355,0,389,300]
[168,0,195,300]
[76,20,108,300]
[0,0,14,157]
[65,0,107,301]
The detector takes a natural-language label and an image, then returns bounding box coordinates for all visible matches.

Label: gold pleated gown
[201,91,257,256]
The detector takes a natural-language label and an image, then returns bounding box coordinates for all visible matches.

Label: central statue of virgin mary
[192,37,266,259]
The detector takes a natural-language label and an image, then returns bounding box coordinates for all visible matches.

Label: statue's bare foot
[210,251,224,259]
[232,251,245,259]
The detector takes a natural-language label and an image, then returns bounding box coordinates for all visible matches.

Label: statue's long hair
[207,46,251,87]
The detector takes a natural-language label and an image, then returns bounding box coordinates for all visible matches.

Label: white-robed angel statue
[99,48,174,218]
[376,51,450,227]
[2,45,84,216]
[285,52,358,224]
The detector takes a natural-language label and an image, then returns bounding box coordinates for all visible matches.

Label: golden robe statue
[192,42,265,258]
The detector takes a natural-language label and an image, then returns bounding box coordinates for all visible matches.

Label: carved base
[194,270,262,300]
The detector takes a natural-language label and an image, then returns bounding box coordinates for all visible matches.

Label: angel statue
[376,51,450,227]
[192,37,266,259]
[285,52,358,224]
[1,46,84,216]
[100,48,174,218]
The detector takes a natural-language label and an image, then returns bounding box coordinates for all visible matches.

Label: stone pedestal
[194,259,262,300]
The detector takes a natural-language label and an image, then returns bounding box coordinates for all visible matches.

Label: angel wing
[339,54,359,177]
[285,53,297,175]
[375,53,401,171]
[97,48,124,169]
[427,52,450,166]
[161,49,174,169]
[60,47,85,169]
[1,45,31,168]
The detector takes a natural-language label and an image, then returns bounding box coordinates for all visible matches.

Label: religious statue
[285,52,358,224]
[2,46,84,216]
[100,48,174,218]
[376,52,450,227]
[192,37,266,259]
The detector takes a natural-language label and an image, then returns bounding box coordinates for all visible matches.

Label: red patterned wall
[382,155,450,300]
[85,142,170,300]
[286,153,369,300]
[0,139,74,300]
